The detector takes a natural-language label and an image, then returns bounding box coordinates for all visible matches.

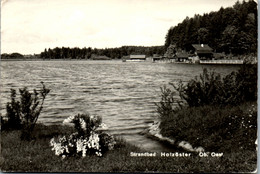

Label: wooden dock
[199,60,244,65]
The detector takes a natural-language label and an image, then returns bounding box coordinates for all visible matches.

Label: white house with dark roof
[192,44,213,59]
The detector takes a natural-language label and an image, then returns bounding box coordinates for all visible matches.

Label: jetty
[200,59,244,64]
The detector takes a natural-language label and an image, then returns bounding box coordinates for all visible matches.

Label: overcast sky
[1,0,240,54]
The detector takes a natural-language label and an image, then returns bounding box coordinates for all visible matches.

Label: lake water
[0,60,240,151]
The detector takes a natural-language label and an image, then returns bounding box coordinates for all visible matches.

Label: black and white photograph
[0,0,258,173]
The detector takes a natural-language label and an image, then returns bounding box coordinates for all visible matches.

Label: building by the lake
[123,55,146,62]
[192,44,213,59]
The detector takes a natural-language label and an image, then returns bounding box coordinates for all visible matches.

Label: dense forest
[165,0,257,55]
[39,46,164,59]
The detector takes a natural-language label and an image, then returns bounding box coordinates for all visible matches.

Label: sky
[1,0,241,54]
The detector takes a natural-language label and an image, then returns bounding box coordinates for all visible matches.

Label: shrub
[159,103,257,152]
[175,64,257,107]
[155,85,177,119]
[66,113,102,138]
[50,113,116,158]
[179,68,224,107]
[3,82,50,140]
[157,64,257,152]
[235,64,257,102]
[5,89,22,129]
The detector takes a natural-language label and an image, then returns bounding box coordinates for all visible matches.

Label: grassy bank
[0,124,257,172]
[159,102,257,153]
[153,64,257,173]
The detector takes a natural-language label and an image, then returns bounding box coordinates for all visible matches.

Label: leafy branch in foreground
[155,85,176,119]
[3,82,50,140]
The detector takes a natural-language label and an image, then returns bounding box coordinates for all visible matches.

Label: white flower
[53,143,64,156]
[50,138,55,146]
[95,151,102,157]
[82,146,87,157]
[79,118,87,130]
[76,138,84,153]
[97,123,108,130]
[50,138,65,156]
[63,115,75,124]
[59,136,67,143]
[51,114,116,158]
[87,133,100,150]
[65,146,69,153]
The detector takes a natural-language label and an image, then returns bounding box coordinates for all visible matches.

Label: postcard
[0,0,257,173]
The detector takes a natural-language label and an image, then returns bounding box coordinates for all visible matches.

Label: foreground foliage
[1,82,50,140]
[0,124,257,172]
[159,102,257,153]
[157,64,257,153]
[176,64,257,107]
[50,114,116,158]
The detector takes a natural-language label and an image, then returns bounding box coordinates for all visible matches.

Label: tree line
[39,46,164,59]
[1,53,24,59]
[164,0,257,55]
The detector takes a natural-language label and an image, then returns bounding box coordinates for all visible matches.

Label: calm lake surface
[0,60,240,151]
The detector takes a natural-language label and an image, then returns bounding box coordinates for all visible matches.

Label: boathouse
[152,54,163,62]
[129,55,146,61]
[175,52,189,62]
[192,44,213,59]
[92,55,111,60]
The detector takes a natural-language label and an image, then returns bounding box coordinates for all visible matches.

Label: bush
[235,64,257,102]
[159,103,257,152]
[2,82,50,140]
[180,68,224,107]
[50,113,116,158]
[5,89,22,129]
[176,64,257,107]
[157,64,257,152]
[155,85,177,119]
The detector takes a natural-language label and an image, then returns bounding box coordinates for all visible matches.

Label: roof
[122,55,130,59]
[192,44,213,54]
[130,55,146,59]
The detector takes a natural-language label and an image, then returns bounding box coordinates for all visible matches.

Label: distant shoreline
[0,58,118,61]
[1,58,256,65]
[1,58,44,61]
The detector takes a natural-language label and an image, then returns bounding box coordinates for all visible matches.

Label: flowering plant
[50,113,116,158]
